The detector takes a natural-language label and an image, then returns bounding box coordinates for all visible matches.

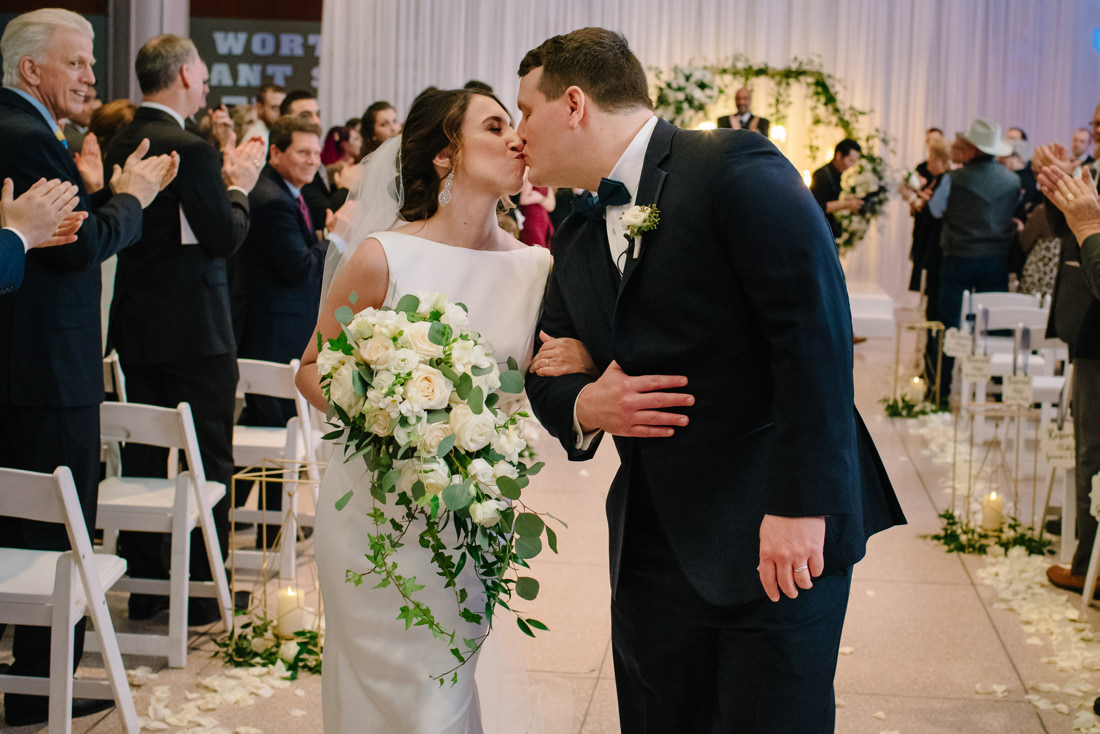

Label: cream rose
[315,345,350,378]
[469,500,503,527]
[366,409,393,436]
[621,205,648,228]
[419,459,451,497]
[392,422,417,447]
[467,458,494,484]
[401,320,445,359]
[492,424,526,463]
[418,420,453,455]
[449,403,497,452]
[359,336,395,368]
[329,363,364,417]
[388,348,420,373]
[278,640,301,663]
[406,365,453,412]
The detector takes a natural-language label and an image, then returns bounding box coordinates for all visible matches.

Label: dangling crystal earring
[438,170,454,207]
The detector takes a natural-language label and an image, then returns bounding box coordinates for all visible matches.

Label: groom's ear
[564,86,586,130]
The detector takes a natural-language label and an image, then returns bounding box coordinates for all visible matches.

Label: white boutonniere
[621,205,660,239]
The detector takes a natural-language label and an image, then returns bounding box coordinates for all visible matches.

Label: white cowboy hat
[957,118,1013,157]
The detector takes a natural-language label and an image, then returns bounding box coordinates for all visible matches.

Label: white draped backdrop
[318,0,1100,299]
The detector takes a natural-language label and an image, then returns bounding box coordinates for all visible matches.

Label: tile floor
[3,312,1098,734]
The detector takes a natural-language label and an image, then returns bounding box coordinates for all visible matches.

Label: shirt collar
[282,177,301,199]
[607,115,659,203]
[141,101,186,129]
[7,87,58,132]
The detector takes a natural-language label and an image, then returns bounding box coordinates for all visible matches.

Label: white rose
[417,291,447,312]
[251,636,270,654]
[346,312,375,341]
[378,394,402,419]
[450,338,478,373]
[365,409,393,436]
[278,640,300,663]
[392,422,417,447]
[315,345,350,378]
[467,458,494,484]
[441,303,469,330]
[471,369,501,395]
[449,403,497,452]
[395,459,419,494]
[469,500,503,527]
[406,365,453,411]
[400,320,445,359]
[359,336,395,367]
[621,206,648,228]
[491,424,526,463]
[388,348,420,373]
[419,459,450,497]
[329,363,364,417]
[418,420,452,455]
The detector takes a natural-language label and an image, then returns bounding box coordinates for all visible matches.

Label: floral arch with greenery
[650,56,894,252]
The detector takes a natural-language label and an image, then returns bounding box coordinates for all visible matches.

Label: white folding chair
[232,359,314,578]
[0,467,138,734]
[102,350,127,403]
[95,401,233,667]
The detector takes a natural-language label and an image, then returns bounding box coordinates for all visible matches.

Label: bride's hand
[529,330,598,378]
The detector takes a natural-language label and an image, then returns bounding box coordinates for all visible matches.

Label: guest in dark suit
[236,115,325,545]
[104,33,262,624]
[810,138,864,244]
[0,8,176,725]
[716,86,770,138]
[238,115,325,421]
[518,28,904,733]
[281,90,343,226]
[0,176,85,294]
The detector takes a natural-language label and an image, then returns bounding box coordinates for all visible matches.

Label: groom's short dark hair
[518,27,651,113]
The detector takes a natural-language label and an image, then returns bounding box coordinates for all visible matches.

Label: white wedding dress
[315,231,552,734]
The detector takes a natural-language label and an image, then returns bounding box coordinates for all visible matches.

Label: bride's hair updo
[399,88,509,222]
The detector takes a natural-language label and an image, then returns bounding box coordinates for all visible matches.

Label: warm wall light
[697,121,717,130]
[770,124,786,142]
[801,169,811,187]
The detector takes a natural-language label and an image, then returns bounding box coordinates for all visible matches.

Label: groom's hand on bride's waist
[575,360,694,438]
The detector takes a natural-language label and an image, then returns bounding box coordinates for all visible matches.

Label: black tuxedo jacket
[1,230,24,295]
[105,106,250,366]
[717,112,770,139]
[237,165,326,364]
[526,120,904,606]
[0,89,143,408]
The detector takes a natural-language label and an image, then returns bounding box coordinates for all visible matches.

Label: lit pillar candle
[981,492,1003,531]
[277,588,306,636]
[905,375,925,403]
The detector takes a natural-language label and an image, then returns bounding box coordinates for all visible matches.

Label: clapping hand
[208,105,234,150]
[222,133,265,192]
[529,330,598,378]
[1038,163,1100,244]
[109,138,179,207]
[1,177,86,249]
[1033,142,1075,176]
[574,360,693,438]
[73,132,103,193]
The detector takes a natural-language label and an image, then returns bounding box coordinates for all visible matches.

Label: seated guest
[359,100,400,158]
[237,115,326,545]
[282,89,340,229]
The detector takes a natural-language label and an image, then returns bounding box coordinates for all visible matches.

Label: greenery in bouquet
[316,291,560,683]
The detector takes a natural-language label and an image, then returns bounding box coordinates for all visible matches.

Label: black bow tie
[572,177,631,219]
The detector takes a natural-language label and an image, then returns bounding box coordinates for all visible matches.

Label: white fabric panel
[319,0,1100,299]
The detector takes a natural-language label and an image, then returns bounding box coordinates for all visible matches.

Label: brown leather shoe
[1047,565,1100,598]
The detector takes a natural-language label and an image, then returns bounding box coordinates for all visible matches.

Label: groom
[520,28,905,732]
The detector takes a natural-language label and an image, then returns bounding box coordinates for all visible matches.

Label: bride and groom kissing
[296,26,904,734]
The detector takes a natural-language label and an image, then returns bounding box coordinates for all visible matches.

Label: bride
[297,89,568,733]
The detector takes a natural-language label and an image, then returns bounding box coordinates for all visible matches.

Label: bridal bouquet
[316,292,557,683]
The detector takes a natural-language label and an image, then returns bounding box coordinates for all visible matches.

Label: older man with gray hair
[0,7,177,726]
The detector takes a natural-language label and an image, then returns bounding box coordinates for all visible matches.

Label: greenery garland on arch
[650,56,894,253]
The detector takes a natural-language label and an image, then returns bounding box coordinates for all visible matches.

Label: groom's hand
[757,515,826,602]
[575,360,693,437]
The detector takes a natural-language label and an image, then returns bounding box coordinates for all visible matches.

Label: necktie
[296,194,313,233]
[55,125,68,149]
[572,177,631,219]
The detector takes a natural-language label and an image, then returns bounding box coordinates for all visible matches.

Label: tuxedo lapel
[619,119,674,291]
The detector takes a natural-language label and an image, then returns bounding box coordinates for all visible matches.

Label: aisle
[7,330,1100,733]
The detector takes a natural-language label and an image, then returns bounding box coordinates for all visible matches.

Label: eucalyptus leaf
[426,410,449,424]
[516,617,534,638]
[334,489,354,511]
[456,372,473,401]
[495,476,521,501]
[347,291,359,304]
[525,618,548,631]
[507,356,519,372]
[352,371,368,397]
[526,461,545,476]
[485,392,500,409]
[395,294,420,313]
[468,386,484,415]
[439,365,460,384]
[472,364,494,377]
[428,321,453,346]
[334,305,354,325]
[442,483,472,511]
[514,535,542,560]
[514,512,544,537]
[499,370,524,394]
[382,468,402,492]
[411,480,426,501]
[436,433,456,458]
[545,525,558,554]
[515,576,540,601]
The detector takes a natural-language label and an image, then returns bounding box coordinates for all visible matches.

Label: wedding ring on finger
[793,565,809,573]
[1066,193,1076,201]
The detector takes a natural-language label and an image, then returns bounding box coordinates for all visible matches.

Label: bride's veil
[318,134,405,307]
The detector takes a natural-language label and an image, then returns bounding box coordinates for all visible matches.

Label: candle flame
[990,492,997,500]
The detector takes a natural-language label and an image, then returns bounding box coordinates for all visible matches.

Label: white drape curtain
[319,0,1100,297]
